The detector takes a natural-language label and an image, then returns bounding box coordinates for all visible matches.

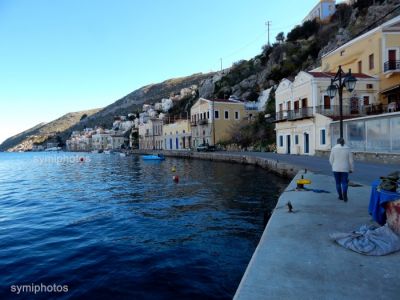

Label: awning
[380,85,400,94]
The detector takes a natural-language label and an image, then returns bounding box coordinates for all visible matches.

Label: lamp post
[326,65,357,140]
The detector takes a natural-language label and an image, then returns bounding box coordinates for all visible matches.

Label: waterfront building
[92,130,112,151]
[138,118,163,150]
[303,0,336,23]
[322,15,400,107]
[107,134,126,150]
[190,98,246,147]
[275,71,378,155]
[162,119,191,150]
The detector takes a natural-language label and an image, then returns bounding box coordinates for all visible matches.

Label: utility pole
[265,21,271,46]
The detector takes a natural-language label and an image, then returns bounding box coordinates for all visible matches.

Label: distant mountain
[57,72,214,141]
[0,109,101,152]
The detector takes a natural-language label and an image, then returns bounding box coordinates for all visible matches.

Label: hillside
[207,0,400,102]
[58,72,214,141]
[0,109,101,152]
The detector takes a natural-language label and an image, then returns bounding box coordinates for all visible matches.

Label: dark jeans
[333,172,349,199]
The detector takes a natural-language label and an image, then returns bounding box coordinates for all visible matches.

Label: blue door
[176,138,179,149]
[169,139,172,150]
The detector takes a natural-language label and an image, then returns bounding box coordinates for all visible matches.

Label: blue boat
[142,154,165,161]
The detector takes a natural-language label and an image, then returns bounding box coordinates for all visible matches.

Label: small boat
[142,154,165,160]
[104,150,111,155]
[119,153,126,157]
[45,147,62,152]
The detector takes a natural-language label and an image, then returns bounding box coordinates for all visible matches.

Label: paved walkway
[224,151,400,185]
[234,171,400,300]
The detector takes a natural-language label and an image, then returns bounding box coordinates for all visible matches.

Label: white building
[275,71,378,155]
[138,118,164,150]
[303,0,336,23]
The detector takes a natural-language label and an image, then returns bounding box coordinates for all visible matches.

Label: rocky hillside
[58,72,214,141]
[0,109,101,152]
[203,0,400,102]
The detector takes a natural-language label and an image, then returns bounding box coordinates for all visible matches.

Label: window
[279,136,283,147]
[358,60,362,73]
[279,103,283,111]
[287,101,291,111]
[203,112,206,119]
[294,101,299,111]
[295,135,299,145]
[224,110,229,119]
[214,110,219,119]
[323,95,331,109]
[235,111,239,120]
[320,129,326,145]
[369,54,374,70]
[207,111,210,119]
[363,96,370,106]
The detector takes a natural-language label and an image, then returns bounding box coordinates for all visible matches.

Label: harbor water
[0,152,288,299]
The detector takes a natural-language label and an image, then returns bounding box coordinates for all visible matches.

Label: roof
[307,71,376,79]
[199,97,245,104]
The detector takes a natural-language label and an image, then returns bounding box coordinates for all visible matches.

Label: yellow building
[162,119,191,150]
[321,15,400,108]
[190,98,248,147]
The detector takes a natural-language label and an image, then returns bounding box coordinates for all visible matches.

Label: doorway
[286,135,291,154]
[304,133,309,154]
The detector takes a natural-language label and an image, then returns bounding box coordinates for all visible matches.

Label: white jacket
[329,144,354,173]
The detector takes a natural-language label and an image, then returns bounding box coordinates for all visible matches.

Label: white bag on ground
[330,224,400,256]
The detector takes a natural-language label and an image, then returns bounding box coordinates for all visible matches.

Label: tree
[276,32,285,44]
[80,114,88,121]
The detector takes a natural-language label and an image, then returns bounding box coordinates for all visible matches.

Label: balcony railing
[316,104,398,118]
[276,103,399,122]
[199,119,208,125]
[276,108,314,121]
[384,60,400,72]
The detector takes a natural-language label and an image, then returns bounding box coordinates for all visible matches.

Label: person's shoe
[343,192,348,202]
[338,196,343,200]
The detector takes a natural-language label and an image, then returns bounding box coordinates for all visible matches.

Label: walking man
[329,138,354,202]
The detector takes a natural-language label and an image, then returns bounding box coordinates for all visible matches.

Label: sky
[0,0,320,144]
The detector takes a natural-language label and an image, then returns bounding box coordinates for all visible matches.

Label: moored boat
[141,154,165,160]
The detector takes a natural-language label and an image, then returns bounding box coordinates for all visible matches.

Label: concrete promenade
[234,171,400,300]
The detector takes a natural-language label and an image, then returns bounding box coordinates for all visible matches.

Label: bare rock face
[198,71,225,99]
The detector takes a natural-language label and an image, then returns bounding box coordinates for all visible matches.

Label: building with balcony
[190,98,247,147]
[275,71,378,155]
[138,118,163,150]
[303,0,336,23]
[162,119,191,150]
[321,15,400,110]
[92,131,112,151]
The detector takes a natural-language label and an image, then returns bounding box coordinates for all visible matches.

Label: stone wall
[134,150,299,179]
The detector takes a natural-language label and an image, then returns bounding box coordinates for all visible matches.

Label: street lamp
[326,65,357,139]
